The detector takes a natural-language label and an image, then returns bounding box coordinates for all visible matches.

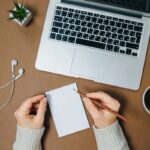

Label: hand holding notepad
[46,83,90,137]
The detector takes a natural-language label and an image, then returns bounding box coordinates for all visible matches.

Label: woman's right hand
[83,91,120,129]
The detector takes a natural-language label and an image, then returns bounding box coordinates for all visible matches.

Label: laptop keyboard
[50,5,144,57]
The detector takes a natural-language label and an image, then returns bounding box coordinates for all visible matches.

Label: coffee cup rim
[143,86,150,114]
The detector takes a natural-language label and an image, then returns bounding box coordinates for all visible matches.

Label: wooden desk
[0,0,150,149]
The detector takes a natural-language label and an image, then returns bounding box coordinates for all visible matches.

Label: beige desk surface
[0,0,150,150]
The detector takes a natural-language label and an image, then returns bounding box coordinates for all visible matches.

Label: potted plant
[9,0,32,26]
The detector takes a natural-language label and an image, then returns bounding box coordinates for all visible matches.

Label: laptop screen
[65,0,150,13]
[84,0,150,12]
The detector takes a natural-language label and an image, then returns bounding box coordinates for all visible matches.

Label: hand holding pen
[76,91,127,128]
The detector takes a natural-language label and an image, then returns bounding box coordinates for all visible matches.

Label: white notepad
[46,83,90,137]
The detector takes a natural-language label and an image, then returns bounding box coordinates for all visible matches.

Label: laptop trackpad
[70,48,110,80]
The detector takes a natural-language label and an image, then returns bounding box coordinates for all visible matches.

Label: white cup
[142,86,150,114]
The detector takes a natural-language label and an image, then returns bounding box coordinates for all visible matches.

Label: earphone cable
[0,60,24,111]
[0,78,15,111]
[0,79,15,90]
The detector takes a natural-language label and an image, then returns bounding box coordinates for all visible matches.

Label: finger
[19,95,45,115]
[86,91,120,111]
[27,95,46,104]
[36,98,47,120]
[83,97,100,120]
[33,103,39,109]
[86,91,116,105]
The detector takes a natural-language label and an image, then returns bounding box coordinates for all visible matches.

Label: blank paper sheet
[46,83,90,137]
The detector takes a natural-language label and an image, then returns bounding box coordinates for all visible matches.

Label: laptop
[35,0,150,90]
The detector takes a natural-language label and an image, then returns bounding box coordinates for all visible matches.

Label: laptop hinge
[62,0,142,19]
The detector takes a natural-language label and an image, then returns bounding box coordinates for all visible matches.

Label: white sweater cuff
[93,121,129,150]
[13,125,45,150]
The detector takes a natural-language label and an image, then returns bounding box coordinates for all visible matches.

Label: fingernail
[43,97,47,102]
[44,93,47,97]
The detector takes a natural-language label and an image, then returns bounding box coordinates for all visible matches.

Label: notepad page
[46,83,90,137]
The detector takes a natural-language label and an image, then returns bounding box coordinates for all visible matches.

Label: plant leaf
[21,0,24,9]
[9,10,17,14]
[9,10,18,17]
[13,0,20,11]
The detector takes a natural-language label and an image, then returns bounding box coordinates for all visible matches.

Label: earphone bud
[11,60,24,80]
[11,59,18,78]
[11,59,18,66]
[15,68,25,80]
[18,68,24,75]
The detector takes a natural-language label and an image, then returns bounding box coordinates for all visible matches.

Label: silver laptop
[35,0,150,90]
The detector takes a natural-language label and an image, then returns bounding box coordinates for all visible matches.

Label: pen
[74,89,128,122]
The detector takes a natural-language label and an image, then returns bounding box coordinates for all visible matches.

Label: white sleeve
[93,121,130,150]
[13,125,45,150]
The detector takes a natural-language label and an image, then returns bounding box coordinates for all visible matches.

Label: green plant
[9,0,29,23]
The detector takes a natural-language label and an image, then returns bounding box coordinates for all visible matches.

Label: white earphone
[11,59,24,79]
[0,59,25,110]
[11,59,18,78]
[0,60,25,90]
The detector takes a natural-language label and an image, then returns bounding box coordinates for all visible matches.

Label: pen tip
[73,89,78,92]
